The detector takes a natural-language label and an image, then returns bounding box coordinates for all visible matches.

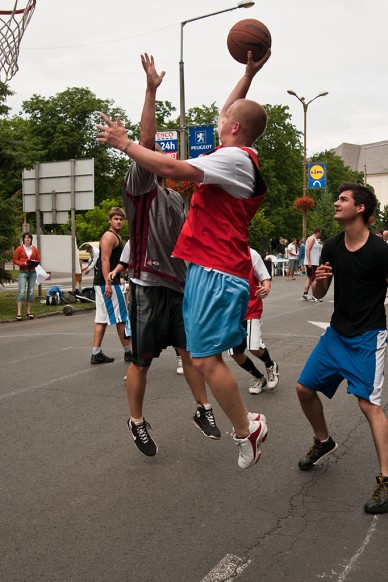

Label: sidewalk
[2,263,93,293]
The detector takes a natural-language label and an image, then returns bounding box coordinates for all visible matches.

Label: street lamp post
[179,1,254,160]
[287,89,328,240]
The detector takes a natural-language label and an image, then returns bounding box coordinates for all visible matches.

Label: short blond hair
[108,206,125,220]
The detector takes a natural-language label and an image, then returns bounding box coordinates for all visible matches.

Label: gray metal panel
[22,158,95,213]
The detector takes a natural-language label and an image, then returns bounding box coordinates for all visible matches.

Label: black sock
[258,348,274,369]
[239,356,263,379]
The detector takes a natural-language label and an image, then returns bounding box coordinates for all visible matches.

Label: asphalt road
[0,275,387,582]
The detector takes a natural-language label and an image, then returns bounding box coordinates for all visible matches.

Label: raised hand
[245,48,271,78]
[141,53,165,91]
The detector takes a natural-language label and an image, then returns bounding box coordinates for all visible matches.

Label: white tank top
[304,236,320,265]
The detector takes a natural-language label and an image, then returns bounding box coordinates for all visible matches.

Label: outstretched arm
[139,53,165,149]
[218,49,271,133]
[97,115,204,182]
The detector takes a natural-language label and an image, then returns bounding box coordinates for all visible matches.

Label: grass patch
[0,289,95,322]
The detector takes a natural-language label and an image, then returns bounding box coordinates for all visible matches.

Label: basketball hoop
[0,1,36,83]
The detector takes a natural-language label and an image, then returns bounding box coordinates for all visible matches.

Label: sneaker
[249,376,267,394]
[91,351,114,364]
[233,420,268,469]
[193,405,221,439]
[302,293,310,301]
[266,362,279,390]
[311,297,323,302]
[247,412,266,424]
[176,355,184,375]
[124,350,133,363]
[298,436,338,470]
[127,418,158,456]
[364,475,388,514]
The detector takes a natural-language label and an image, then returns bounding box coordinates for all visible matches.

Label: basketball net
[0,0,36,83]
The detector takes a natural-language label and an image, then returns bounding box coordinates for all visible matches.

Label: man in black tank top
[90,207,132,365]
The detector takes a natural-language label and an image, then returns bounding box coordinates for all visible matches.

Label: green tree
[249,209,274,253]
[254,104,304,240]
[0,89,45,283]
[75,199,128,243]
[21,87,138,205]
[308,190,342,240]
[0,82,13,116]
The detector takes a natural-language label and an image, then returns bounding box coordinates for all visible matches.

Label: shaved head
[228,99,268,145]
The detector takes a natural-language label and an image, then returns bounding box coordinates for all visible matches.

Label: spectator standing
[286,238,298,280]
[12,232,40,320]
[90,207,132,365]
[302,228,322,301]
[297,239,306,274]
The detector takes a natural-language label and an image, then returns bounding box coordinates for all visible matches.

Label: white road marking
[0,367,96,401]
[317,516,378,581]
[308,321,330,330]
[335,516,378,582]
[200,554,251,582]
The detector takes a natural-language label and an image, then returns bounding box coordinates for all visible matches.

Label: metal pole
[303,102,308,198]
[179,22,187,160]
[179,3,254,161]
[34,162,42,297]
[70,159,76,293]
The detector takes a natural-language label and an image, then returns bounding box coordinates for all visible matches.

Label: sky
[2,0,388,157]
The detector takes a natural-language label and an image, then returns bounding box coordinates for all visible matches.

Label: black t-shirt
[321,232,388,336]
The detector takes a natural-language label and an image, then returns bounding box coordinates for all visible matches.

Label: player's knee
[357,396,378,418]
[296,382,314,401]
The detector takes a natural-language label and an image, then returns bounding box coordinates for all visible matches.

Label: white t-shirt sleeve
[250,248,270,282]
[186,147,256,199]
[120,241,130,264]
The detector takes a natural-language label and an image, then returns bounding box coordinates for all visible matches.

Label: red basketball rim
[0,0,36,15]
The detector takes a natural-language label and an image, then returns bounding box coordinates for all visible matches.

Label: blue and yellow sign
[308,162,327,189]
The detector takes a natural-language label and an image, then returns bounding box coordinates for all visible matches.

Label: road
[0,275,387,582]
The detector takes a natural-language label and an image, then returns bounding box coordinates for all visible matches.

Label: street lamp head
[318,91,329,97]
[287,90,297,97]
[238,1,255,8]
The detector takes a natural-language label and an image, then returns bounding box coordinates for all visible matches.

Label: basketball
[227,19,271,64]
[63,304,74,316]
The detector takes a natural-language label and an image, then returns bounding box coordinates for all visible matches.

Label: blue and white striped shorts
[94,284,129,326]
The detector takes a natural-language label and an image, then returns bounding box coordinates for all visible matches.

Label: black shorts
[130,282,186,367]
[306,265,318,279]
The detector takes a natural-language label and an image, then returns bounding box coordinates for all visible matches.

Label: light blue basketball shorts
[183,263,249,358]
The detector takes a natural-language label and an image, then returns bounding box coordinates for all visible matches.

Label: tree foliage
[75,199,128,243]
[21,87,138,205]
[254,104,304,240]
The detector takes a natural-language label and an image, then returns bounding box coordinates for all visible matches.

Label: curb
[0,306,94,324]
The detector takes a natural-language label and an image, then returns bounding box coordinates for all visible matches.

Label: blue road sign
[308,162,327,189]
[189,126,215,158]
